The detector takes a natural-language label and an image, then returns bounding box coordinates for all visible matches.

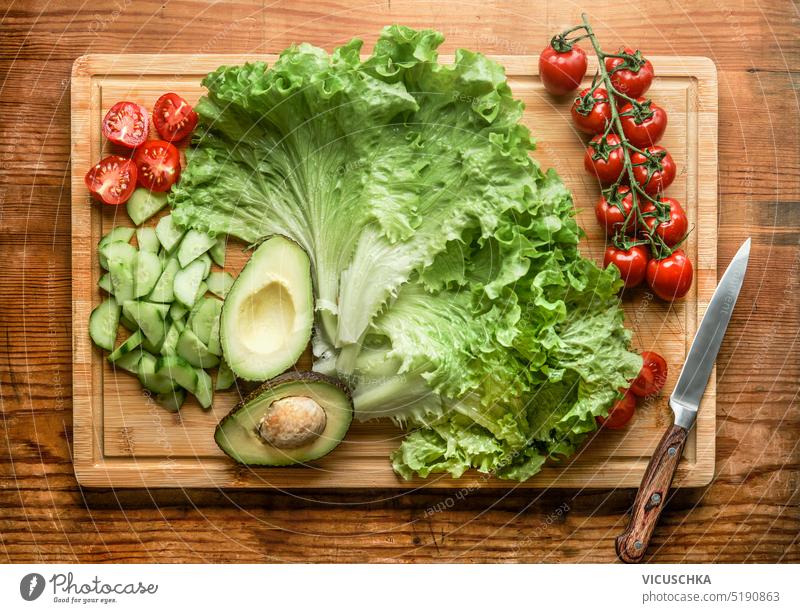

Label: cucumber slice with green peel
[103,242,137,303]
[206,271,234,298]
[173,259,206,307]
[136,227,160,253]
[111,348,145,374]
[98,272,113,294]
[194,368,213,409]
[160,322,182,356]
[173,318,186,332]
[206,311,222,356]
[99,227,135,249]
[155,214,185,252]
[137,353,177,394]
[176,328,220,369]
[108,330,143,362]
[195,281,208,302]
[209,236,226,267]
[157,388,186,413]
[126,188,168,225]
[100,240,137,265]
[122,300,167,346]
[169,302,188,322]
[215,361,235,391]
[133,250,163,298]
[89,298,120,351]
[148,257,179,303]
[155,355,198,392]
[120,313,138,333]
[190,298,222,346]
[199,253,212,279]
[177,229,216,268]
[141,336,165,355]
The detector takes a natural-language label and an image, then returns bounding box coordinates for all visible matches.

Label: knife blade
[616,238,751,563]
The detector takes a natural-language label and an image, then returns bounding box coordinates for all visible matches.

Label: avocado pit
[258,395,327,449]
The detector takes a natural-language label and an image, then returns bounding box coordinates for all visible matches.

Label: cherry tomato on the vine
[84,155,138,205]
[596,389,636,429]
[571,87,612,135]
[619,97,668,148]
[604,244,649,288]
[134,140,181,192]
[630,351,668,397]
[539,41,588,96]
[605,48,654,98]
[646,249,694,300]
[631,145,676,195]
[102,101,149,148]
[595,185,636,236]
[584,133,626,186]
[642,197,688,247]
[153,93,198,142]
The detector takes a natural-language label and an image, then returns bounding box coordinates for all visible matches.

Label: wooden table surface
[1,0,797,563]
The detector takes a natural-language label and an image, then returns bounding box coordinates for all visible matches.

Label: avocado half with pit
[214,372,353,465]
[220,235,313,381]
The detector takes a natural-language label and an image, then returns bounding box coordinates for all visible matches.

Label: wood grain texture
[1,0,798,563]
[70,53,717,489]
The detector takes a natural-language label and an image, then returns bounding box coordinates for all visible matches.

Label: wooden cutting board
[71,54,717,489]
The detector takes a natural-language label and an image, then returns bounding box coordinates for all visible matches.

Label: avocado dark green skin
[214,370,353,467]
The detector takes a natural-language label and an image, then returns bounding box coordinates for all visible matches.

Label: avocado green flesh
[220,236,313,381]
[215,379,352,466]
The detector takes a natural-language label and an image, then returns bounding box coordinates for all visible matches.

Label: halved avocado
[220,235,313,381]
[214,372,353,466]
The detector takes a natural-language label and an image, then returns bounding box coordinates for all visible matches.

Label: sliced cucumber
[194,368,213,409]
[122,300,167,346]
[206,271,234,298]
[137,352,177,394]
[173,259,206,307]
[156,388,186,413]
[120,313,138,333]
[176,328,220,369]
[98,272,113,294]
[209,236,226,267]
[126,188,168,225]
[155,214,186,253]
[103,242,137,303]
[136,227,160,253]
[169,302,188,322]
[215,360,235,391]
[190,297,222,346]
[148,257,179,303]
[112,348,145,374]
[199,253,212,279]
[206,310,222,356]
[133,250,163,299]
[89,298,120,351]
[155,355,198,392]
[160,322,182,356]
[177,229,216,268]
[99,227,135,249]
[141,336,165,355]
[195,281,208,302]
[108,330,143,362]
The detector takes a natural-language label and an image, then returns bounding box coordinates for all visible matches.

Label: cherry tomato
[631,146,676,195]
[134,140,181,192]
[571,87,612,135]
[604,244,649,288]
[596,389,636,429]
[619,98,668,148]
[84,155,138,205]
[153,93,198,142]
[102,101,149,148]
[539,41,588,96]
[604,48,655,98]
[595,185,636,236]
[584,133,625,186]
[642,197,688,246]
[630,351,668,397]
[646,249,694,300]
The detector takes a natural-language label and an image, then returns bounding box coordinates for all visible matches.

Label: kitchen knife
[616,238,751,563]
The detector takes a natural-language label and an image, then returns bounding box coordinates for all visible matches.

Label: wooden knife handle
[615,423,689,563]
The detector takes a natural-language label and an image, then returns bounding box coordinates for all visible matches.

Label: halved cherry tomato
[604,244,649,288]
[539,41,588,96]
[596,389,636,429]
[595,185,635,236]
[642,197,688,246]
[584,133,626,186]
[604,48,654,98]
[646,249,694,300]
[630,351,668,397]
[134,140,181,192]
[619,98,668,148]
[84,155,138,205]
[102,101,149,148]
[153,93,198,142]
[631,145,676,195]
[571,87,612,135]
